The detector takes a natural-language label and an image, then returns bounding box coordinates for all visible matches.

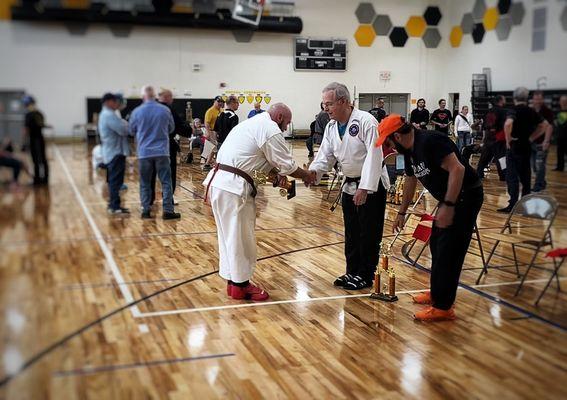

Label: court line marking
[55,145,141,318]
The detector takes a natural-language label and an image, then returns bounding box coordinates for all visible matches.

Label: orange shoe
[411,291,432,305]
[231,283,269,301]
[413,306,456,322]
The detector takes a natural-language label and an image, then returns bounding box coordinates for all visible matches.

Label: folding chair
[475,193,560,295]
[535,248,566,306]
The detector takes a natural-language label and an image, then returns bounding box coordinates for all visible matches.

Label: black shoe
[107,207,130,215]
[333,274,352,287]
[553,167,563,171]
[343,275,372,290]
[141,210,152,219]
[163,211,181,220]
[497,206,513,213]
[203,164,212,172]
[308,152,314,158]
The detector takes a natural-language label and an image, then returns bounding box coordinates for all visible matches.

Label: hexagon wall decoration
[422,28,441,48]
[510,2,525,26]
[355,2,376,24]
[461,13,475,34]
[450,26,463,47]
[423,6,442,26]
[354,25,376,47]
[472,22,486,43]
[472,0,487,21]
[406,15,427,37]
[483,7,500,31]
[389,26,409,47]
[498,0,512,15]
[496,16,513,40]
[561,6,567,31]
[372,14,393,36]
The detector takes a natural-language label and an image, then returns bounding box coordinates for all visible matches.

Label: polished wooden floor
[0,140,566,399]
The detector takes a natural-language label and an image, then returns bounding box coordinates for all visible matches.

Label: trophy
[370,241,399,302]
[252,169,296,200]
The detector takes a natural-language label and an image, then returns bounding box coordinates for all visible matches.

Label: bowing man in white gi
[309,82,390,290]
[204,103,314,301]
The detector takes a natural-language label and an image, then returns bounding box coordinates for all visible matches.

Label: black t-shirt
[368,107,386,123]
[430,108,453,134]
[507,105,544,151]
[25,110,45,137]
[410,108,430,128]
[215,109,239,143]
[159,101,192,139]
[533,105,554,144]
[404,130,480,201]
[483,105,508,142]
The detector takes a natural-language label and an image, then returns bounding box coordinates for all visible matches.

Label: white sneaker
[173,196,179,205]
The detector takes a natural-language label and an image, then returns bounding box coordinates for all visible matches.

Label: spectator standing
[23,96,49,185]
[430,99,453,135]
[530,91,554,192]
[454,105,474,152]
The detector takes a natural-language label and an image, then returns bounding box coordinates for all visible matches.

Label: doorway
[0,90,26,148]
[359,93,410,118]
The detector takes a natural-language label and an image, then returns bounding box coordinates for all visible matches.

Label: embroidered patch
[349,124,359,136]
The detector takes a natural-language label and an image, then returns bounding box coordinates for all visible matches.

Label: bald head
[158,88,173,105]
[268,103,292,132]
[141,85,156,102]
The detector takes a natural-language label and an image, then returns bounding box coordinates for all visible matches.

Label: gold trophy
[370,241,398,302]
[252,169,296,200]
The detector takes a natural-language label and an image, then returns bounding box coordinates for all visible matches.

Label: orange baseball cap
[375,114,405,147]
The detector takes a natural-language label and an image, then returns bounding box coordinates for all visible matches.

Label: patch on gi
[349,124,359,136]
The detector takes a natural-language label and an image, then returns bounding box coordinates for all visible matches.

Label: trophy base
[370,292,399,302]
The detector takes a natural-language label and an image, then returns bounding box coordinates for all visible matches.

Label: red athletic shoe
[411,291,432,305]
[226,282,233,297]
[230,283,269,301]
[414,306,456,322]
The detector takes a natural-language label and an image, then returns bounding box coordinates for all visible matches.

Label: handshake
[298,169,317,187]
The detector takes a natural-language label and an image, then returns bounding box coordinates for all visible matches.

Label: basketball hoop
[232,0,266,26]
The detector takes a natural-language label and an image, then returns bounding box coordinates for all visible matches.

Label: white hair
[322,82,351,103]
[513,87,529,102]
[141,85,155,99]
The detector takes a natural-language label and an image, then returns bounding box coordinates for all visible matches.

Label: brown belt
[215,163,257,197]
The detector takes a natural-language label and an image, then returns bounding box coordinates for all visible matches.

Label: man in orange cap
[377,114,483,321]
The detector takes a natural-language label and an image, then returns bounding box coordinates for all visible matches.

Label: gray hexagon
[496,15,512,40]
[422,27,441,48]
[461,13,475,34]
[472,0,487,21]
[372,14,393,36]
[561,6,567,31]
[355,2,376,24]
[109,24,133,38]
[232,30,254,43]
[510,2,525,26]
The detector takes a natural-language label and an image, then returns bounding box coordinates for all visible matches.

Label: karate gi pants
[210,187,257,283]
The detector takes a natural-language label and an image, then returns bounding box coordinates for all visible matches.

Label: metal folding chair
[475,193,560,295]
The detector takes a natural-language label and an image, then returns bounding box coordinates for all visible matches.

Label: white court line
[55,146,141,318]
[136,276,566,318]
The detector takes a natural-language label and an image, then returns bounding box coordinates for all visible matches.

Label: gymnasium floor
[0,141,566,399]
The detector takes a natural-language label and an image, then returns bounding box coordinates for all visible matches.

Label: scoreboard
[294,38,347,71]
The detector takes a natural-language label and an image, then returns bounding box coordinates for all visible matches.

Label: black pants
[151,145,177,204]
[557,133,567,171]
[0,156,22,182]
[107,155,126,210]
[30,134,48,184]
[506,147,531,206]
[341,183,387,281]
[430,187,484,310]
[476,141,505,180]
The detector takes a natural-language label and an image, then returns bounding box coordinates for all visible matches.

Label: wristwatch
[442,200,456,207]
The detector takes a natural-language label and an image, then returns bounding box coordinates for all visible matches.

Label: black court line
[53,353,235,377]
[398,241,567,332]
[178,183,204,199]
[0,238,346,388]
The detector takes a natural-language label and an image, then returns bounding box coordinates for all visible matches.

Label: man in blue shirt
[247,102,264,118]
[98,93,130,214]
[130,86,181,220]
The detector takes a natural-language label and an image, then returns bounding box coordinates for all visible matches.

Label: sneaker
[343,275,372,290]
[227,282,233,296]
[163,211,181,220]
[412,291,432,305]
[333,274,352,287]
[497,205,513,213]
[230,283,269,301]
[107,207,130,215]
[172,196,179,205]
[553,167,563,171]
[141,210,152,219]
[414,306,456,322]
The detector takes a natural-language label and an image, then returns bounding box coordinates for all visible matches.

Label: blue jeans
[139,156,174,213]
[530,142,548,191]
[457,131,472,152]
[107,155,125,210]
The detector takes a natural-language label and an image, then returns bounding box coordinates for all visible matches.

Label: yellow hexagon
[0,0,16,20]
[406,16,427,37]
[354,25,376,47]
[62,0,90,9]
[450,26,463,48]
[483,7,500,31]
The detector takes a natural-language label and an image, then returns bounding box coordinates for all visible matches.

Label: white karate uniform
[309,108,390,192]
[203,112,298,283]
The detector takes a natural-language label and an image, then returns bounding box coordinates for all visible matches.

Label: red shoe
[226,282,233,297]
[230,283,269,301]
[412,291,432,305]
[413,306,456,322]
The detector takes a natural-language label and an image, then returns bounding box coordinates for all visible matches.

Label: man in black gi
[377,114,483,321]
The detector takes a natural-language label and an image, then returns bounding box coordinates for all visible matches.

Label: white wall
[0,0,565,136]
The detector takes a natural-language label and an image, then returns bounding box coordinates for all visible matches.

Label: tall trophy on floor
[370,241,398,302]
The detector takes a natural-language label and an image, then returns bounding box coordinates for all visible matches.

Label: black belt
[344,176,361,184]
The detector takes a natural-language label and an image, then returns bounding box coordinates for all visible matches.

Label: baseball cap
[22,95,36,106]
[101,92,118,103]
[375,114,406,147]
[214,96,225,103]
